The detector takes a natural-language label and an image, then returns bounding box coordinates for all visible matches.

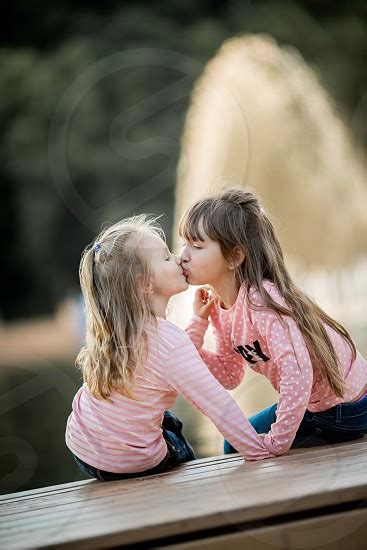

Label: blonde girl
[66,215,273,481]
[180,187,367,457]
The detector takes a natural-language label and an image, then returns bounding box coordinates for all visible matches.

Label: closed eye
[182,241,202,249]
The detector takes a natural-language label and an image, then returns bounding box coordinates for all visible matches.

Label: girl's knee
[163,410,183,432]
[224,439,237,454]
[249,403,277,434]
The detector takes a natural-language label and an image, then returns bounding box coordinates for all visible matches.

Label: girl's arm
[251,306,314,456]
[165,329,273,461]
[185,315,245,390]
[184,288,245,390]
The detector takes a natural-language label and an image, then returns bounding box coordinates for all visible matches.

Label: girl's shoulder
[246,279,276,301]
[245,280,287,310]
[146,318,189,350]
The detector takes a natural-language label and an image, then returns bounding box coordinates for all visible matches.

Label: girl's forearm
[185,316,245,389]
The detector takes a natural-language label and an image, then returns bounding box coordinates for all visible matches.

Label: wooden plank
[1,439,363,505]
[2,448,367,523]
[158,506,367,550]
[2,444,367,528]
[2,437,364,505]
[2,448,366,522]
[1,441,365,516]
[2,439,365,507]
[0,454,234,502]
[1,439,367,548]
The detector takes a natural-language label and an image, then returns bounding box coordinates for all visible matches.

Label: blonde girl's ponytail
[76,215,164,401]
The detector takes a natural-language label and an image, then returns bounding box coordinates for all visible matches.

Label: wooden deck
[1,439,367,549]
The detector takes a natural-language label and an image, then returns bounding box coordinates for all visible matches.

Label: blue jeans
[72,410,196,481]
[224,394,367,454]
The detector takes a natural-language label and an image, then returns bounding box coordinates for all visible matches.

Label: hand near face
[193,287,218,319]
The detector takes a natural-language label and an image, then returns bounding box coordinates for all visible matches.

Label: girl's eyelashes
[181,241,202,249]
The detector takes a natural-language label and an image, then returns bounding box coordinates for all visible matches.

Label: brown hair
[179,187,356,398]
[76,215,165,402]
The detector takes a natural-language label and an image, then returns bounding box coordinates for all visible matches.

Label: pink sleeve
[251,307,314,455]
[185,315,245,390]
[165,330,273,460]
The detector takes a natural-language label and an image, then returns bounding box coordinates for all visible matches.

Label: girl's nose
[175,255,182,265]
[180,246,188,262]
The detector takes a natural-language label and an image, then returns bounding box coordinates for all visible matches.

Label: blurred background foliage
[1,0,366,321]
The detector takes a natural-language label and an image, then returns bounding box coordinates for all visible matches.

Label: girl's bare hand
[193,287,218,320]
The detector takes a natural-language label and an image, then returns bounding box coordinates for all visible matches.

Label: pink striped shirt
[65,318,272,473]
[185,280,367,456]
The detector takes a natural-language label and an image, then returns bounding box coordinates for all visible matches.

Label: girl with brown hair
[180,187,367,456]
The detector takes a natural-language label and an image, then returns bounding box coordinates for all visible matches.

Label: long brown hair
[179,187,356,398]
[76,215,165,402]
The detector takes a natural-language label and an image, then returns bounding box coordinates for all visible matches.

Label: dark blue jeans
[224,394,367,454]
[72,410,196,481]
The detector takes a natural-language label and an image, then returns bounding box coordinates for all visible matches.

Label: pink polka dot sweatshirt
[65,318,273,474]
[185,280,367,456]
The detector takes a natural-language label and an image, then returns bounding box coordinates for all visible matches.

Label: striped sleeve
[164,328,273,461]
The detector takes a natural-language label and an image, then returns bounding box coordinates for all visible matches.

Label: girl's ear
[146,280,155,294]
[229,246,245,270]
[136,275,155,294]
